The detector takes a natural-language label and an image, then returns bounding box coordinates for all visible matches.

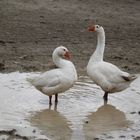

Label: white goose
[87,25,136,102]
[27,46,77,105]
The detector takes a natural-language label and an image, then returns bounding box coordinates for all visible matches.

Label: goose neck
[53,54,71,68]
[90,29,105,62]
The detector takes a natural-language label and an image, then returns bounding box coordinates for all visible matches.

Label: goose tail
[122,74,137,82]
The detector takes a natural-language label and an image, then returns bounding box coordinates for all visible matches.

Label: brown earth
[0,0,140,75]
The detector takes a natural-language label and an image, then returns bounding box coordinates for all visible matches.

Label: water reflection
[30,106,72,140]
[83,104,130,138]
[29,103,130,140]
[0,72,139,140]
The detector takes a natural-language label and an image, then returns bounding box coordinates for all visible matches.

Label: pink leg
[103,92,108,103]
[55,94,58,103]
[49,95,52,105]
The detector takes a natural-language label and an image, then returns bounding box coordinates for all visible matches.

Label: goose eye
[63,49,66,51]
[96,25,99,28]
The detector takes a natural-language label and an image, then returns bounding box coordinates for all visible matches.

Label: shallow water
[0,72,140,140]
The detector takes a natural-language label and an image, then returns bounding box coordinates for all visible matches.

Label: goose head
[53,46,71,60]
[53,46,71,61]
[88,25,104,33]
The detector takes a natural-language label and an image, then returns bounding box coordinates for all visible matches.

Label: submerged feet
[49,94,58,106]
[55,94,58,103]
[49,95,58,110]
[103,92,108,103]
[49,96,52,105]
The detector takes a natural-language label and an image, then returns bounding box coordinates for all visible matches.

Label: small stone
[123,65,128,69]
[84,18,89,21]
[138,111,140,115]
[0,40,6,45]
[40,21,46,24]
[7,41,15,44]
[52,36,58,39]
[107,136,114,139]
[9,129,16,135]
[0,62,5,70]
[134,62,140,65]
[40,15,44,18]
[85,121,89,124]
[112,56,122,60]
[94,138,99,140]
[32,129,36,133]
[130,112,136,114]
[119,135,125,138]
[19,55,28,59]
[102,133,107,135]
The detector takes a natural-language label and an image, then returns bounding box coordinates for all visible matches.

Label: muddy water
[0,72,140,140]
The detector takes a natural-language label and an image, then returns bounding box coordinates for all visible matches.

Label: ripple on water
[0,72,140,140]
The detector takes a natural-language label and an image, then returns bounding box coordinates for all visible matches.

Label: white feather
[27,46,77,96]
[87,25,136,94]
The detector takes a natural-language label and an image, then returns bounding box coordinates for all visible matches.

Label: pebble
[131,135,135,137]
[106,136,114,139]
[119,135,126,138]
[130,112,136,114]
[94,138,99,140]
[0,129,16,135]
[19,55,28,59]
[32,129,36,133]
[0,63,5,71]
[0,40,6,45]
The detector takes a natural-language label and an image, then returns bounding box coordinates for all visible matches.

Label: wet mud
[0,0,140,140]
[0,73,140,140]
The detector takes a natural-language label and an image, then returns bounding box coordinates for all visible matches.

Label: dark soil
[0,0,140,75]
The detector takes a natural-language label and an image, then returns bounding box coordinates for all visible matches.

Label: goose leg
[55,94,58,103]
[49,95,52,105]
[103,92,108,102]
[54,102,58,110]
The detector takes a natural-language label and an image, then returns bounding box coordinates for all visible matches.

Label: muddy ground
[0,72,140,140]
[0,0,140,75]
[0,0,140,140]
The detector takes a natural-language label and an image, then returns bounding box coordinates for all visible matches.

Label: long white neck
[53,54,73,68]
[53,54,77,81]
[89,28,105,63]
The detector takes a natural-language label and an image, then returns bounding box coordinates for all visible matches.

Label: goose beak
[88,25,95,32]
[64,51,71,60]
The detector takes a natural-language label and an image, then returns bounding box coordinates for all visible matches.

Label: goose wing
[27,69,61,88]
[94,61,133,83]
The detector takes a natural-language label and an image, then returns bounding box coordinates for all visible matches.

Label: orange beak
[88,25,96,32]
[64,51,71,60]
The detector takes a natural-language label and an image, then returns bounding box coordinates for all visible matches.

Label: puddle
[0,72,140,140]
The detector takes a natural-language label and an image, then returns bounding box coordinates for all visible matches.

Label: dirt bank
[0,0,140,75]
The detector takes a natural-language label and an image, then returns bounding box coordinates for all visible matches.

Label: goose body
[28,46,77,105]
[87,25,136,102]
